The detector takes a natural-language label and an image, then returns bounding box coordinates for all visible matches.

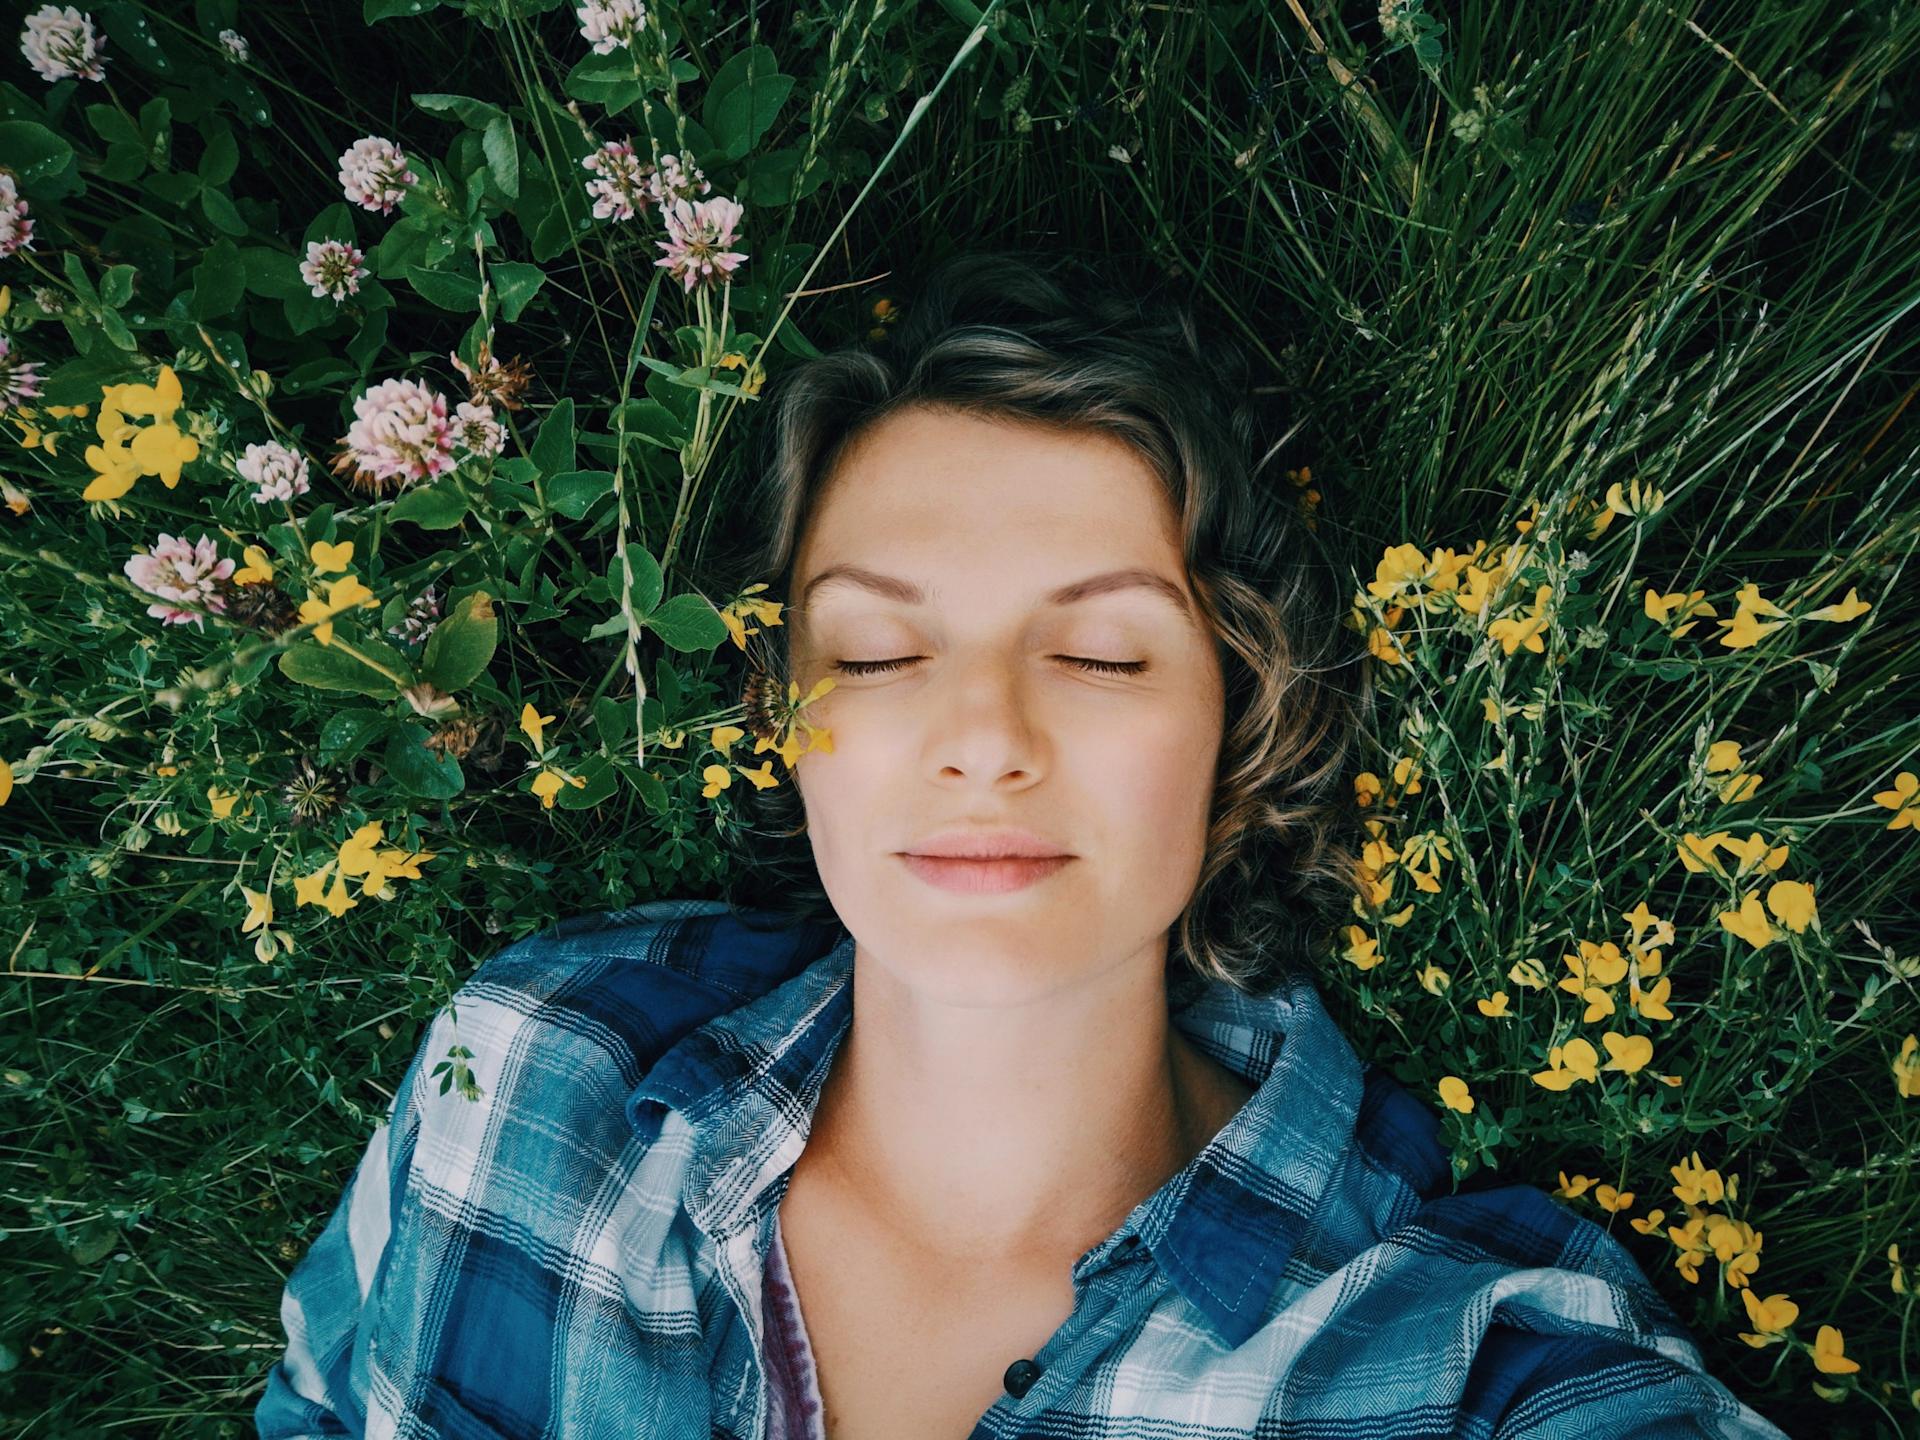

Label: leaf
[529,397,576,478]
[555,754,618,810]
[302,202,357,247]
[99,264,137,309]
[98,6,174,74]
[240,247,306,300]
[482,115,519,199]
[599,547,663,617]
[278,639,411,698]
[739,147,827,208]
[644,593,728,652]
[564,50,646,113]
[318,708,393,767]
[85,105,142,148]
[383,725,466,799]
[703,46,793,158]
[405,265,482,311]
[419,590,499,691]
[390,479,470,529]
[0,122,74,187]
[199,186,248,237]
[412,92,507,127]
[489,260,543,322]
[609,397,686,447]
[190,238,246,319]
[197,127,239,186]
[365,0,443,20]
[593,694,632,751]
[543,469,613,520]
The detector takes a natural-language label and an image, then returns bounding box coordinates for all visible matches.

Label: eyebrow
[799,563,1195,621]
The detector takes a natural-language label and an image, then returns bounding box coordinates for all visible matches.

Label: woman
[256,251,1789,1439]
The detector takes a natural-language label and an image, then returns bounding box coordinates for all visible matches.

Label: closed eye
[832,657,1147,676]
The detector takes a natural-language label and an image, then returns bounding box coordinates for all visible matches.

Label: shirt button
[1003,1358,1043,1398]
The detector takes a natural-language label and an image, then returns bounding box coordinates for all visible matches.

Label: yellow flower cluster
[1542,1151,1875,1381]
[8,400,90,458]
[297,540,378,645]
[702,677,836,800]
[1352,537,1537,667]
[714,350,767,397]
[518,702,592,809]
[1644,577,1871,649]
[81,367,202,501]
[288,820,436,919]
[1347,515,1872,671]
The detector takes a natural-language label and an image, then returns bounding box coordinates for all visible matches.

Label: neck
[801,937,1253,1274]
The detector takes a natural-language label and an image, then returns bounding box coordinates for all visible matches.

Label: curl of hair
[703,248,1378,1003]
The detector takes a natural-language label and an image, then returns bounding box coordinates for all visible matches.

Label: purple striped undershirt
[762,1206,829,1440]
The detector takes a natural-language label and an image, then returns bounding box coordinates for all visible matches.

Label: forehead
[794,407,1184,583]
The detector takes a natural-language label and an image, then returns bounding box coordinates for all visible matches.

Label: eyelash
[833,656,1148,677]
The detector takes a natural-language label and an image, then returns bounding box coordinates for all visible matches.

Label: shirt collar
[627,933,1366,1349]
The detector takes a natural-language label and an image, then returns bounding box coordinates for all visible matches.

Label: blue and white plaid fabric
[256,897,1790,1439]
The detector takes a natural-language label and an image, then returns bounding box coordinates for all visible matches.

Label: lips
[900,853,1075,895]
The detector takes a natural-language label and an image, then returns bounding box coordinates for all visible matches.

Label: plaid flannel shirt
[256,897,1791,1439]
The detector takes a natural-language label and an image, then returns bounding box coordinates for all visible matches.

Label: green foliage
[1,0,1917,1436]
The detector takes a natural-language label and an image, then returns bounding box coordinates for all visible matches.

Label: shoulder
[1359,1182,1787,1437]
[394,898,846,1185]
[450,897,848,1083]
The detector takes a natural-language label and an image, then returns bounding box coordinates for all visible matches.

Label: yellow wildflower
[718,583,784,650]
[1893,1035,1920,1099]
[1715,582,1792,650]
[1487,583,1553,656]
[1341,926,1383,972]
[310,540,354,574]
[1532,1037,1600,1091]
[1599,1031,1653,1075]
[1718,891,1779,950]
[292,860,336,908]
[1644,586,1716,638]
[1436,1076,1474,1113]
[1802,586,1871,623]
[1737,1290,1798,1348]
[1766,880,1817,934]
[81,367,200,500]
[319,867,357,919]
[1475,990,1510,1017]
[240,886,274,934]
[1507,957,1550,990]
[520,703,556,752]
[734,760,779,791]
[336,820,386,878]
[1872,771,1919,830]
[298,573,378,646]
[1670,1151,1730,1206]
[1812,1324,1859,1375]
[231,544,275,584]
[531,765,586,808]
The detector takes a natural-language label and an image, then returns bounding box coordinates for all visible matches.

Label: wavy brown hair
[705,248,1377,1002]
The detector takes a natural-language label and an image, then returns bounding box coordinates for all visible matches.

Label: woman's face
[785,405,1227,1008]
